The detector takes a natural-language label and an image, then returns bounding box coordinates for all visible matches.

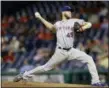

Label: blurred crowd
[1,1,108,73]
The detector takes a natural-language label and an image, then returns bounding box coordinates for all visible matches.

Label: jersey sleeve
[70,19,85,27]
[77,19,85,26]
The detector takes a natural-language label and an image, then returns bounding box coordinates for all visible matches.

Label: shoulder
[69,18,85,25]
[69,18,84,22]
[54,20,61,26]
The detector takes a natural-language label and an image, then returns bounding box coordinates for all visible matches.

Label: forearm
[39,17,55,31]
[81,22,92,30]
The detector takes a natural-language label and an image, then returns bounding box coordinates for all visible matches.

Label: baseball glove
[74,22,84,38]
[74,22,81,32]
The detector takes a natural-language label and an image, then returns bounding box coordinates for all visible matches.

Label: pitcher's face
[63,11,72,19]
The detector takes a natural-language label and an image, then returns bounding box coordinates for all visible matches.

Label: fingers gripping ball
[35,12,41,18]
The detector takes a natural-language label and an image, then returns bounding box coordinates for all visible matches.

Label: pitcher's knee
[86,55,94,63]
[43,64,53,71]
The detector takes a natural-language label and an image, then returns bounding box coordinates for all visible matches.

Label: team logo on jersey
[58,26,72,30]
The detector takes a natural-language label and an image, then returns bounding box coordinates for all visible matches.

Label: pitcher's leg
[68,48,100,84]
[77,55,100,84]
[23,48,67,78]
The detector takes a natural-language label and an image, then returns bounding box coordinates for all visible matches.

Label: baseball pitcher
[14,6,105,86]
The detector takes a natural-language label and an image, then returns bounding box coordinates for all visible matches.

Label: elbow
[48,26,54,30]
[47,26,55,32]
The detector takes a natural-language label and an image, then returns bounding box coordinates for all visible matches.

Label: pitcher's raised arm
[35,12,56,32]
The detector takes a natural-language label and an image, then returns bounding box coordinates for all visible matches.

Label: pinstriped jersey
[54,18,85,48]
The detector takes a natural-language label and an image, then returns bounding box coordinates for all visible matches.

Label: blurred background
[1,1,109,84]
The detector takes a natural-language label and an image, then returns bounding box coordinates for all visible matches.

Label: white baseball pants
[23,47,100,84]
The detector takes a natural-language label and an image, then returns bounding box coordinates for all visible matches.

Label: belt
[58,47,71,51]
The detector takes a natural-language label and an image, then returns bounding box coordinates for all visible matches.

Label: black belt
[58,47,71,51]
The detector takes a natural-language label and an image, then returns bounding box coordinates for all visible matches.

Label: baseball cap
[61,6,73,12]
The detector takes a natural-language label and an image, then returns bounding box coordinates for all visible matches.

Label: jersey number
[66,32,73,37]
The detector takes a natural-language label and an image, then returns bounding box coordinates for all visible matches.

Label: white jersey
[54,18,85,48]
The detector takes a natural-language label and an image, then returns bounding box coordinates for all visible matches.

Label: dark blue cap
[61,6,72,12]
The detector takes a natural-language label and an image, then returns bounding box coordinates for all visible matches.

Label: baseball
[35,12,41,18]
